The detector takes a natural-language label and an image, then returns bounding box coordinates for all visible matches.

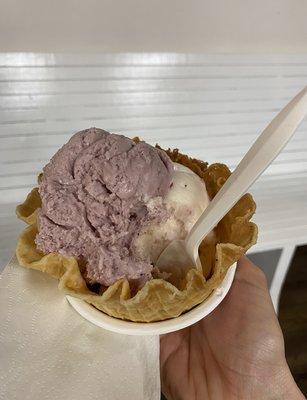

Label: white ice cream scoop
[156,87,307,279]
[134,162,209,264]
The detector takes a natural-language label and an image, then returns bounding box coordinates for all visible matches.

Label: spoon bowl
[155,239,202,282]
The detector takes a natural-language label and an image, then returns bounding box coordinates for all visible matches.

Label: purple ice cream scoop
[35,128,174,287]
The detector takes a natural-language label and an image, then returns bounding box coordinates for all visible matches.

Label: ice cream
[135,163,210,263]
[16,131,257,322]
[35,128,209,288]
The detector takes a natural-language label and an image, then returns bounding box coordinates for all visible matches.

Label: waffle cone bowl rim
[65,263,237,335]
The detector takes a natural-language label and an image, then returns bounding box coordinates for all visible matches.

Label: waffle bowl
[16,147,257,323]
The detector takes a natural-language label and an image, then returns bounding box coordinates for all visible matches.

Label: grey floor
[279,245,307,397]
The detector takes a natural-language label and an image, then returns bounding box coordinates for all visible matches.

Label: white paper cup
[67,263,236,335]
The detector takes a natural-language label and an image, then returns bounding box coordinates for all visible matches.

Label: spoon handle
[186,87,307,261]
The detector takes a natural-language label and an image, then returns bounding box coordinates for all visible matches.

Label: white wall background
[0,0,307,52]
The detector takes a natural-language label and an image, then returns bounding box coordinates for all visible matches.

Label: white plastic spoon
[156,87,307,278]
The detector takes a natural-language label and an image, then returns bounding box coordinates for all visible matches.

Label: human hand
[160,257,304,400]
